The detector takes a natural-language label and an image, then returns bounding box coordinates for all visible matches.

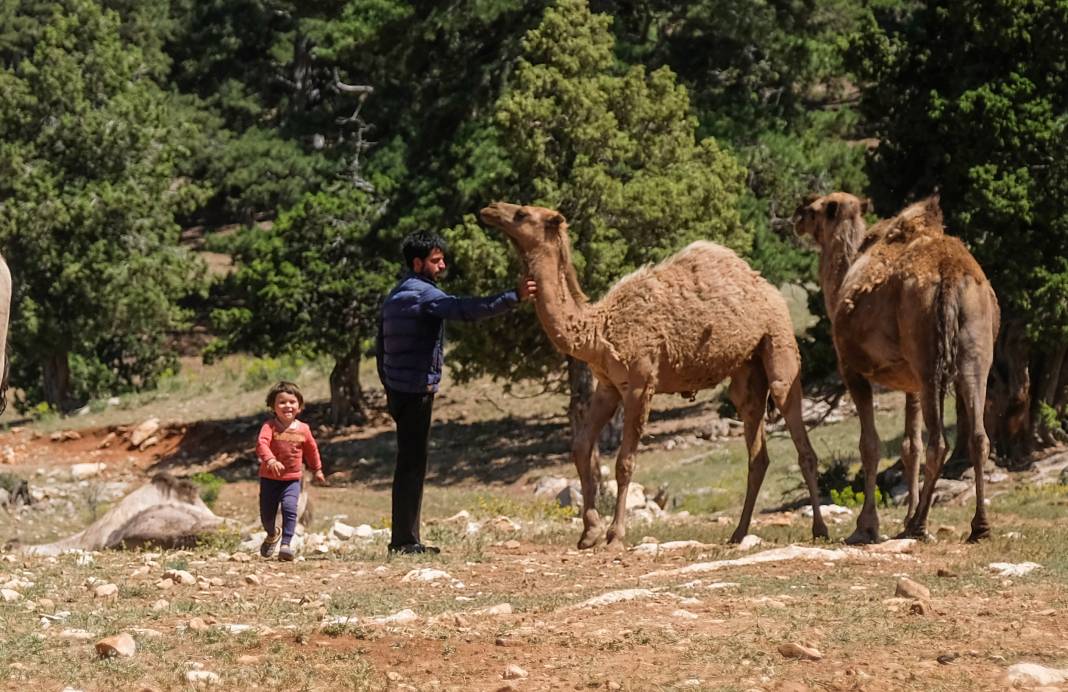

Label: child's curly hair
[266,381,304,409]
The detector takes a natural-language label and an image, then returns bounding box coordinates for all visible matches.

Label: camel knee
[768,379,791,408]
[970,432,990,459]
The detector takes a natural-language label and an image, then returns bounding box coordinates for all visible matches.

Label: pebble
[778,642,823,661]
[95,632,136,658]
[895,577,930,600]
[503,664,528,680]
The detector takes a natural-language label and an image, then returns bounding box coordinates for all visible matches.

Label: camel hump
[864,195,944,248]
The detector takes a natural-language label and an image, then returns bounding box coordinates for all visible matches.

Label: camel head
[793,192,870,252]
[478,202,568,255]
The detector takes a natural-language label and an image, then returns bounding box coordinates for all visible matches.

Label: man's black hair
[402,230,449,270]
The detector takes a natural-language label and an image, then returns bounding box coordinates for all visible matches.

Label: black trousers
[386,388,435,547]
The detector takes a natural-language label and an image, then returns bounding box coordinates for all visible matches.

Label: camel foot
[896,522,934,541]
[577,526,604,550]
[603,537,627,552]
[966,527,991,543]
[844,527,880,545]
[811,522,830,541]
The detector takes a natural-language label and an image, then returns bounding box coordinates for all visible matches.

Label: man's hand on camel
[518,276,537,301]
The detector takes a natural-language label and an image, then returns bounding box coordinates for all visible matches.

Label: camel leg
[728,360,772,544]
[959,371,993,542]
[604,380,654,550]
[843,371,882,544]
[573,383,622,549]
[769,375,829,540]
[903,384,949,539]
[900,393,923,527]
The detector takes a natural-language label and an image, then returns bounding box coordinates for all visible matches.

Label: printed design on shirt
[274,431,305,444]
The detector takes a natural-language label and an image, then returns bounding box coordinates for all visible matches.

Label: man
[377,230,536,555]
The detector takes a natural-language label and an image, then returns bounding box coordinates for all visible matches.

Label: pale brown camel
[479,202,828,548]
[794,193,999,543]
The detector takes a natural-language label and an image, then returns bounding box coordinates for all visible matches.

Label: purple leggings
[260,478,301,544]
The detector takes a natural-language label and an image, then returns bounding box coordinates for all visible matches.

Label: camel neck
[818,219,867,320]
[526,246,598,361]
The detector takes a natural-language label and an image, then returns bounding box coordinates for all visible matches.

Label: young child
[256,381,326,561]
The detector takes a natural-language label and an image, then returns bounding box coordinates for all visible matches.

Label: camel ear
[545,213,565,234]
[861,197,873,214]
[825,200,839,220]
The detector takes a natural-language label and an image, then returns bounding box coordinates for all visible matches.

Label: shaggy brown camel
[22,474,226,555]
[794,193,999,543]
[479,202,828,548]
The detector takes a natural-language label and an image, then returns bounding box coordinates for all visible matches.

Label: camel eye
[513,209,528,222]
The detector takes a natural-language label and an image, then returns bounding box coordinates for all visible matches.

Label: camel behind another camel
[795,193,999,543]
[479,202,827,548]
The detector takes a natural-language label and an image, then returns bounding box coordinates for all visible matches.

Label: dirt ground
[2,389,1068,691]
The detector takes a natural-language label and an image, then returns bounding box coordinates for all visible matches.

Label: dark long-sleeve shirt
[376,273,518,393]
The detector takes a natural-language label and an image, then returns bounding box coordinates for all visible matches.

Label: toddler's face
[273,392,301,425]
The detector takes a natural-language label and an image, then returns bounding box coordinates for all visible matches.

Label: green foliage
[473,493,576,522]
[850,0,1068,347]
[0,0,207,408]
[829,485,884,509]
[189,471,226,507]
[445,0,748,385]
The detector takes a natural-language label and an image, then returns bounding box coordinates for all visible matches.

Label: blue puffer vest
[376,273,518,394]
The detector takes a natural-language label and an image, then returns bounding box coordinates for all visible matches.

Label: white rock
[671,609,699,619]
[401,568,451,583]
[94,583,119,599]
[1,588,22,602]
[640,545,848,580]
[354,524,375,539]
[152,599,169,611]
[374,609,418,625]
[555,484,582,509]
[332,521,356,540]
[70,462,107,480]
[866,539,917,554]
[533,476,571,498]
[475,603,513,616]
[58,628,95,640]
[989,562,1041,577]
[895,577,930,600]
[801,503,852,517]
[95,632,136,658]
[778,642,823,660]
[632,540,709,556]
[129,417,161,447]
[572,588,657,609]
[737,534,763,551]
[602,480,646,510]
[503,664,528,680]
[185,670,221,686]
[1006,662,1068,685]
[165,569,196,585]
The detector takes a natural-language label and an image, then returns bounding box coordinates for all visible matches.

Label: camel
[793,193,999,543]
[479,202,828,549]
[22,474,227,555]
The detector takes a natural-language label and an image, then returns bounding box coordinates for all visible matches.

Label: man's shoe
[278,544,295,561]
[388,543,440,555]
[260,530,281,558]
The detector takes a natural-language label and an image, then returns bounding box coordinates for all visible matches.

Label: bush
[190,472,226,507]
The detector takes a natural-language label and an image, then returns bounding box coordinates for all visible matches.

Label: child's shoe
[260,530,281,558]
[278,544,294,562]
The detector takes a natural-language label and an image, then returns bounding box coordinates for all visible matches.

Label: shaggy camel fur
[480,202,828,548]
[23,474,226,555]
[794,193,999,543]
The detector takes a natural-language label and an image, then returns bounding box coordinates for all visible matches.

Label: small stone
[237,654,261,664]
[910,601,931,616]
[895,577,930,600]
[184,670,220,686]
[188,617,211,632]
[151,599,169,611]
[503,539,521,549]
[165,569,196,585]
[936,652,959,664]
[37,597,55,612]
[95,632,136,658]
[386,671,402,682]
[1,588,22,602]
[94,583,119,599]
[244,574,261,586]
[737,534,762,551]
[502,664,528,680]
[778,642,823,661]
[936,568,957,578]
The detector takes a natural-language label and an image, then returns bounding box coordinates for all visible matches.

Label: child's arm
[303,425,326,484]
[257,422,285,476]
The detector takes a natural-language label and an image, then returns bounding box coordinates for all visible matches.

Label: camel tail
[934,281,961,421]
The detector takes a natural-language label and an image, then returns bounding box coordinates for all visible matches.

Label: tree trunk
[986,319,1033,462]
[1035,343,1068,446]
[329,345,365,426]
[42,349,71,412]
